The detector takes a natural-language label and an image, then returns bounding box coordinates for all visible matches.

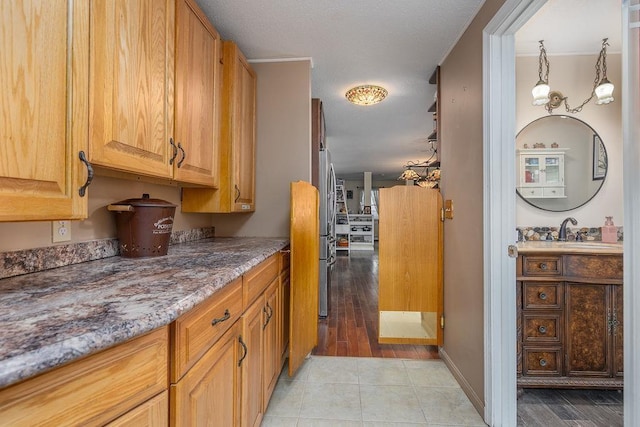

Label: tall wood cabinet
[517,252,623,389]
[182,41,257,213]
[0,0,90,221]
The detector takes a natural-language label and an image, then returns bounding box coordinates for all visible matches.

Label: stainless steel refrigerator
[318,149,336,318]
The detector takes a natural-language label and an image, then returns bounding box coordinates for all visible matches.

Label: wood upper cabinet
[89,0,175,179]
[0,0,90,221]
[173,0,222,186]
[181,41,257,213]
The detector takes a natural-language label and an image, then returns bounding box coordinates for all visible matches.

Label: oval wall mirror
[516,115,607,212]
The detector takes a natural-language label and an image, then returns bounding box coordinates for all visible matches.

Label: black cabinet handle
[177,142,186,168]
[78,151,94,197]
[169,138,178,165]
[234,185,241,202]
[238,336,248,367]
[211,309,230,326]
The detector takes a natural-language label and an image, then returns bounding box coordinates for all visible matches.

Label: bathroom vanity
[516,242,623,389]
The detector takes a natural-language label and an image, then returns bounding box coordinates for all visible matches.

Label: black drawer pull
[211,309,230,326]
[539,262,548,270]
[538,325,547,334]
[539,292,547,300]
[539,358,547,367]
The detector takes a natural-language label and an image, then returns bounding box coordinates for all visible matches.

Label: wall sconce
[532,38,614,114]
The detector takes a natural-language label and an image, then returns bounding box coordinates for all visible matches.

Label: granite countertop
[517,240,623,254]
[0,237,288,390]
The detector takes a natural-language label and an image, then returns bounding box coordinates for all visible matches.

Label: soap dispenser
[601,216,618,243]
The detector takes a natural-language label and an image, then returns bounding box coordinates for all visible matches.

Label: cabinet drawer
[243,254,279,308]
[172,278,243,381]
[523,313,562,344]
[564,255,623,281]
[518,187,543,198]
[522,256,562,276]
[543,187,564,198]
[0,328,168,427]
[523,282,563,309]
[523,347,563,376]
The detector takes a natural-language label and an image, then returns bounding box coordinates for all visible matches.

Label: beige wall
[439,0,507,412]
[0,174,214,252]
[211,60,312,237]
[516,54,623,227]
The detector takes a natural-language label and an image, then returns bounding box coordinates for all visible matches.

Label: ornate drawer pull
[538,325,547,334]
[539,292,547,300]
[211,309,230,326]
[539,262,548,270]
[539,358,548,367]
[238,336,248,367]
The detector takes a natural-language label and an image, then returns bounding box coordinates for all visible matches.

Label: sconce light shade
[398,169,420,180]
[531,81,551,106]
[345,85,388,106]
[595,78,614,105]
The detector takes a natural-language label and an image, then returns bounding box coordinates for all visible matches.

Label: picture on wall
[592,134,607,180]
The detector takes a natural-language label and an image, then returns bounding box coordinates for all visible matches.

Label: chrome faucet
[558,217,577,241]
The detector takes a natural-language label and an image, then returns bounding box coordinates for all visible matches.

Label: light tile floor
[262,356,487,426]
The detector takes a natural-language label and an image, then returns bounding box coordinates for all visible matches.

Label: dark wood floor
[312,248,439,359]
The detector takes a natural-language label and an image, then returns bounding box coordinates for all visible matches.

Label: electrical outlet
[52,221,71,243]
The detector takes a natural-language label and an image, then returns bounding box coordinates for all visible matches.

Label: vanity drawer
[518,187,543,198]
[522,255,562,276]
[543,187,564,198]
[523,282,563,309]
[564,255,623,281]
[172,278,243,381]
[523,347,563,376]
[523,313,562,344]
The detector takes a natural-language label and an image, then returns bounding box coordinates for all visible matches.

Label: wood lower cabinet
[517,252,623,389]
[0,0,89,221]
[262,279,280,409]
[182,41,257,213]
[171,321,242,427]
[107,391,169,427]
[0,328,169,426]
[279,248,291,367]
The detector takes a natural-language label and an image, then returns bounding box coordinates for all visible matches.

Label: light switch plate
[52,221,71,243]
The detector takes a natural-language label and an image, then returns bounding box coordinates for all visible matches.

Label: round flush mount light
[345,85,388,106]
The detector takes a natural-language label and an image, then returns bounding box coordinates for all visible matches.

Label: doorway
[483,0,639,426]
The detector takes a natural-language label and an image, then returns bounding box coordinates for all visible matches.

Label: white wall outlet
[52,220,71,243]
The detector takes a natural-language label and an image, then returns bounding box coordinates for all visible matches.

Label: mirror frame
[516,115,608,212]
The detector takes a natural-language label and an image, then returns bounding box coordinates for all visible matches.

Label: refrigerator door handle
[328,254,337,266]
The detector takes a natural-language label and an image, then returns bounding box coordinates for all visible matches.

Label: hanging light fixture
[345,85,388,106]
[532,38,614,114]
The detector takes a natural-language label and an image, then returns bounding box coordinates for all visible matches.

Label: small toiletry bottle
[601,216,618,243]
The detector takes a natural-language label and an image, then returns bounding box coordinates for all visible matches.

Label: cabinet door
[172,321,241,427]
[612,284,623,378]
[89,0,174,178]
[173,0,221,186]
[263,278,280,408]
[565,284,610,377]
[230,44,256,212]
[241,297,264,427]
[0,0,89,221]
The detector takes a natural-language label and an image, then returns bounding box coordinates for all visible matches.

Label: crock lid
[111,193,177,208]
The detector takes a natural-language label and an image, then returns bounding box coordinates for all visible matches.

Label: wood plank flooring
[312,248,439,359]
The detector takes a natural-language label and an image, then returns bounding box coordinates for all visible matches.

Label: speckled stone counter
[0,237,288,389]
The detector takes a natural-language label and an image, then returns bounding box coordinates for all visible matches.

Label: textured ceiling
[196,0,621,181]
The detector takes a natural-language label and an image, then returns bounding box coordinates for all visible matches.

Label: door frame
[482,0,639,425]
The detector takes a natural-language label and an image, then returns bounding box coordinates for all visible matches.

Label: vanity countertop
[0,237,288,389]
[517,240,623,254]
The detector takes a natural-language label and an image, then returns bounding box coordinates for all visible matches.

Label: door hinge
[440,208,445,222]
[440,315,445,329]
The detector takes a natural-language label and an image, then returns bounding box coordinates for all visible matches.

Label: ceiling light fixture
[345,85,388,106]
[533,38,614,114]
